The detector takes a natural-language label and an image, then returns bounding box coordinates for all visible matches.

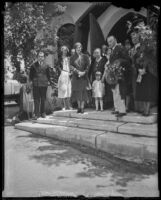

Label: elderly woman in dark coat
[130,31,157,116]
[70,42,90,113]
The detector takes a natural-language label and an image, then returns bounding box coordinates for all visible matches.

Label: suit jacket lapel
[33,61,38,72]
[110,45,118,62]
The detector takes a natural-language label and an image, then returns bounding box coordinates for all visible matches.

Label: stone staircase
[15,109,158,164]
[37,109,157,137]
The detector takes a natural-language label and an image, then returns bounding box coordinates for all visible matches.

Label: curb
[15,122,157,164]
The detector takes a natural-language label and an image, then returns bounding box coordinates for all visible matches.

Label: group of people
[28,32,157,120]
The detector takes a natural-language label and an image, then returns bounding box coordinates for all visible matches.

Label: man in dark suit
[29,51,54,120]
[101,44,108,59]
[107,36,131,117]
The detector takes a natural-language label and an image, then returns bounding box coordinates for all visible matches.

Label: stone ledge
[53,110,157,124]
[37,116,157,138]
[37,117,124,132]
[118,123,157,137]
[96,132,157,163]
[46,126,103,148]
[15,122,53,136]
[14,122,157,163]
[117,114,157,124]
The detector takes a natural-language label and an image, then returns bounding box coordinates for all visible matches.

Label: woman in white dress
[58,46,72,110]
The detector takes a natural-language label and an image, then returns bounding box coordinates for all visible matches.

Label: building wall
[87,5,147,53]
[98,5,147,38]
[46,2,91,68]
[46,3,147,63]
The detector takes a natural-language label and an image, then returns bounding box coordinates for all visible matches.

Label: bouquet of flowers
[136,24,157,77]
[127,14,158,77]
[104,60,125,86]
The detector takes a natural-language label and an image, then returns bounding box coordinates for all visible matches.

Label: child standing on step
[92,71,105,111]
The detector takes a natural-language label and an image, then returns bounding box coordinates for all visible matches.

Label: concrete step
[118,123,157,137]
[53,109,157,124]
[37,116,124,132]
[36,116,157,138]
[15,122,157,164]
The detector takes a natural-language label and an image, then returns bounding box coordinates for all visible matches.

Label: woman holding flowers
[129,17,157,116]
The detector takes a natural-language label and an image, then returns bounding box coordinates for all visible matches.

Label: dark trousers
[135,101,151,115]
[33,86,47,117]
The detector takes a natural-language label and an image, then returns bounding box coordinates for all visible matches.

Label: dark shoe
[41,113,46,118]
[142,113,150,117]
[111,111,119,114]
[116,113,127,117]
[77,108,81,113]
[32,116,38,120]
[135,110,144,114]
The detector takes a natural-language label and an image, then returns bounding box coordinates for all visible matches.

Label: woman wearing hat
[70,42,90,113]
[129,17,157,116]
[57,45,72,110]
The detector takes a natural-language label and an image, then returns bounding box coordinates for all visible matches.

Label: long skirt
[135,72,157,102]
[22,85,34,113]
[71,75,89,102]
[58,71,71,98]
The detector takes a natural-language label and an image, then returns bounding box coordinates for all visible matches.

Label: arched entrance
[86,5,147,53]
[57,23,75,53]
[107,12,146,44]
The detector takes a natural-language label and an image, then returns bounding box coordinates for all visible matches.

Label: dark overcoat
[29,61,52,87]
[70,53,90,92]
[89,57,107,83]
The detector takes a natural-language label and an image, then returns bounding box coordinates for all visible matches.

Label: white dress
[58,57,71,98]
[92,80,105,98]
